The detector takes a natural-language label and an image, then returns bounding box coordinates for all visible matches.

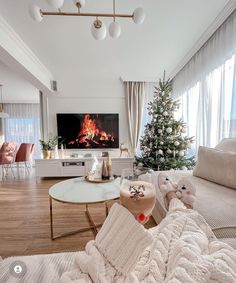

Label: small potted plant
[39,136,59,159]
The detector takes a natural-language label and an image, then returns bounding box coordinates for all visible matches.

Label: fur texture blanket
[1,200,236,282]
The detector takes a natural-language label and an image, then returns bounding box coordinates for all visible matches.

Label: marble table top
[49,177,121,204]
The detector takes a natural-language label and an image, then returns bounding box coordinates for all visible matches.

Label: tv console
[35,157,134,181]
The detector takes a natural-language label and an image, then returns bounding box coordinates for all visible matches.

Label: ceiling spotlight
[29,4,43,22]
[46,0,64,9]
[91,19,107,40]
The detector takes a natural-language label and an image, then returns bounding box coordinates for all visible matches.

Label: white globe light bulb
[29,4,43,22]
[74,0,86,8]
[109,21,121,39]
[133,7,145,24]
[91,19,107,40]
[47,0,64,9]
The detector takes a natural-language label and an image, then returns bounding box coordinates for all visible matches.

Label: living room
[0,0,236,281]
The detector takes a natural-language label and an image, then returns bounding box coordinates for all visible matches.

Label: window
[175,55,235,153]
[173,9,236,154]
[3,103,41,158]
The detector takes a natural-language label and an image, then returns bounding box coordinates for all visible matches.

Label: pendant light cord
[113,0,116,22]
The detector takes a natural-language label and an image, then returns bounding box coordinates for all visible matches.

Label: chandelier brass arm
[41,11,133,19]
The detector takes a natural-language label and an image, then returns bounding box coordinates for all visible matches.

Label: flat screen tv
[57,113,119,149]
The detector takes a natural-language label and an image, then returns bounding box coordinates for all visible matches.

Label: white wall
[0,61,39,103]
[45,78,130,156]
[0,60,131,156]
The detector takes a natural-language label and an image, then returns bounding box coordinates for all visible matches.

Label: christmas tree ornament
[160,141,164,145]
[174,141,180,146]
[179,151,185,157]
[173,150,176,158]
[146,148,151,157]
[167,149,172,154]
[166,127,172,134]
[163,111,168,116]
[157,149,163,155]
[187,142,192,148]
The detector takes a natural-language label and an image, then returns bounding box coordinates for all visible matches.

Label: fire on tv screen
[57,113,119,149]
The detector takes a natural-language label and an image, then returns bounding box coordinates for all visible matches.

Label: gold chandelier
[29,0,145,40]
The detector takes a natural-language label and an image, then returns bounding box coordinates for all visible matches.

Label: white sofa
[140,138,236,249]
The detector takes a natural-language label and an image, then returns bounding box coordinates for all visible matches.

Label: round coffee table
[49,177,120,240]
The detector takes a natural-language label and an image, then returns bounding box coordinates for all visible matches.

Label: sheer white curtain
[173,10,236,152]
[3,103,41,158]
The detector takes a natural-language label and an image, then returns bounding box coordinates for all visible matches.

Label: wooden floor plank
[0,175,156,258]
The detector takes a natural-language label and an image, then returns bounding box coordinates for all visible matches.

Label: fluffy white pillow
[193,146,236,189]
[215,138,236,152]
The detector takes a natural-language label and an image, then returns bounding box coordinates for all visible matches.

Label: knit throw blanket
[61,200,236,282]
[1,200,235,282]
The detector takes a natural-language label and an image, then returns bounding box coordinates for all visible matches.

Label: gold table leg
[85,204,99,235]
[49,199,103,240]
[105,202,109,216]
[49,196,54,240]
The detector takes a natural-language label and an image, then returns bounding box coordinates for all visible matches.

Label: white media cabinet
[35,157,134,179]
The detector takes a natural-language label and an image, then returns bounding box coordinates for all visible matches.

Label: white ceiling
[0,0,230,93]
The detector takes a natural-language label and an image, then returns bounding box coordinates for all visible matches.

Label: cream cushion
[215,138,236,152]
[193,146,236,189]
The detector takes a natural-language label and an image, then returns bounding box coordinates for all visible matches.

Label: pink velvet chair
[15,143,35,175]
[0,142,18,179]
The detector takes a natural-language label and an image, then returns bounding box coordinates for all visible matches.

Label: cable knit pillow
[193,146,236,189]
[215,138,236,152]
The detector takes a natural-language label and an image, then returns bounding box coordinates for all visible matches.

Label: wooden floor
[0,173,156,258]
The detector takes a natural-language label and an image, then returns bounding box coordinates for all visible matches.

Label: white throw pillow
[215,138,236,152]
[193,146,236,189]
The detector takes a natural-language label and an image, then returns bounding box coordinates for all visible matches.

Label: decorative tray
[85,176,114,183]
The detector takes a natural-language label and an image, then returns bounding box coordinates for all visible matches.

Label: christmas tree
[137,73,195,171]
